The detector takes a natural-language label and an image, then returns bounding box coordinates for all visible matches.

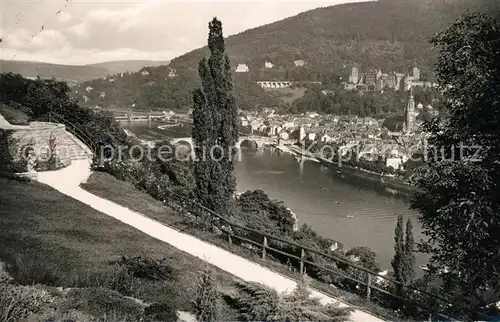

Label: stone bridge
[257,81,293,89]
[170,136,277,150]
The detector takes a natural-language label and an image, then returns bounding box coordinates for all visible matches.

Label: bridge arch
[238,138,261,149]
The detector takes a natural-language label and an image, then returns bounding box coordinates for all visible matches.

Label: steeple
[405,88,415,133]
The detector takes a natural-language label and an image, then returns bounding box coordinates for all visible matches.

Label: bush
[236,190,295,234]
[233,278,352,321]
[59,287,144,320]
[118,256,174,282]
[0,283,54,322]
[193,269,219,322]
[5,254,62,286]
[0,103,30,125]
[144,301,179,322]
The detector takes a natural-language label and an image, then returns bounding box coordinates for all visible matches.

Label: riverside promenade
[37,158,384,322]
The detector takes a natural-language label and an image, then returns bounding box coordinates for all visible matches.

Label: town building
[257,81,292,89]
[235,64,249,73]
[404,88,416,133]
[365,70,377,91]
[294,60,306,67]
[168,69,177,78]
[265,61,274,69]
[348,66,359,84]
[412,66,420,81]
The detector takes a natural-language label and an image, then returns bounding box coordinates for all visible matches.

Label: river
[123,121,429,272]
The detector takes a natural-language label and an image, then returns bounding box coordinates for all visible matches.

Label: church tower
[405,88,415,133]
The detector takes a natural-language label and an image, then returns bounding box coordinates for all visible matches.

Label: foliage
[0,103,29,125]
[144,301,179,322]
[236,189,296,234]
[192,18,239,216]
[233,278,352,321]
[34,132,64,172]
[117,256,174,282]
[391,215,415,291]
[193,269,219,322]
[0,130,17,177]
[0,72,129,155]
[0,283,54,322]
[410,12,500,317]
[59,287,144,320]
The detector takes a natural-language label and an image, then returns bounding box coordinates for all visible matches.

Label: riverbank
[271,143,420,195]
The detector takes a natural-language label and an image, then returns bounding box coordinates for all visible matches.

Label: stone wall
[9,122,84,171]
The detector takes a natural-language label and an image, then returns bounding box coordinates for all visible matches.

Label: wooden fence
[164,189,474,321]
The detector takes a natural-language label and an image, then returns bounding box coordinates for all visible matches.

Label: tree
[192,18,239,216]
[233,278,352,321]
[410,12,500,316]
[391,215,415,295]
[193,269,219,322]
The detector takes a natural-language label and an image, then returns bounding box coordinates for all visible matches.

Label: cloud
[67,23,89,38]
[2,0,370,64]
[56,12,72,23]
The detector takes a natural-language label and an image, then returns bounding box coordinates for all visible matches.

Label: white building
[141,70,150,76]
[412,66,420,81]
[307,132,317,141]
[348,67,359,84]
[235,64,249,73]
[386,157,403,170]
[306,112,320,119]
[299,126,306,141]
[168,69,177,78]
[294,60,306,67]
[279,132,289,140]
[265,61,274,69]
[85,86,93,93]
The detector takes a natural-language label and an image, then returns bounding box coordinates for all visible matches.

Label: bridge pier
[128,113,132,124]
[148,112,152,127]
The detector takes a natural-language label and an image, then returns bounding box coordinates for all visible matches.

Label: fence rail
[160,188,468,320]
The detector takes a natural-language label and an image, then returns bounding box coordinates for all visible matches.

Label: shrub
[118,256,174,282]
[59,287,144,320]
[5,254,62,286]
[236,190,295,234]
[0,284,54,322]
[35,132,64,171]
[233,278,353,321]
[144,301,179,322]
[193,269,219,322]
[0,103,30,125]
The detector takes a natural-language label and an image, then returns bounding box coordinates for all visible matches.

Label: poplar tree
[392,214,415,296]
[192,18,238,216]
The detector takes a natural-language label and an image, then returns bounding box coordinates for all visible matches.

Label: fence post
[262,236,267,260]
[227,225,232,245]
[366,273,372,300]
[299,248,305,275]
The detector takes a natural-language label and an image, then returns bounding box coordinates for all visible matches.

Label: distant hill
[87,60,170,75]
[0,59,170,83]
[72,0,498,112]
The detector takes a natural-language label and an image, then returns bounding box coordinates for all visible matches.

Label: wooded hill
[73,0,498,112]
[0,60,170,83]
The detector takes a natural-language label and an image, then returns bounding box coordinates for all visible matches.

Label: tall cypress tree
[392,214,415,296]
[192,18,238,215]
[392,214,405,289]
[404,218,416,284]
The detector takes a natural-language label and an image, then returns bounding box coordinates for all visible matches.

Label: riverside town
[1,1,500,321]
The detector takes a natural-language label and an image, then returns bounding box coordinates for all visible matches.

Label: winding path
[36,159,384,322]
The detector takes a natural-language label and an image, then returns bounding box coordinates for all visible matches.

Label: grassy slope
[81,171,401,320]
[0,177,238,318]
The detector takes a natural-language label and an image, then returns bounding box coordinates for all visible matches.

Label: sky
[1,0,369,65]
